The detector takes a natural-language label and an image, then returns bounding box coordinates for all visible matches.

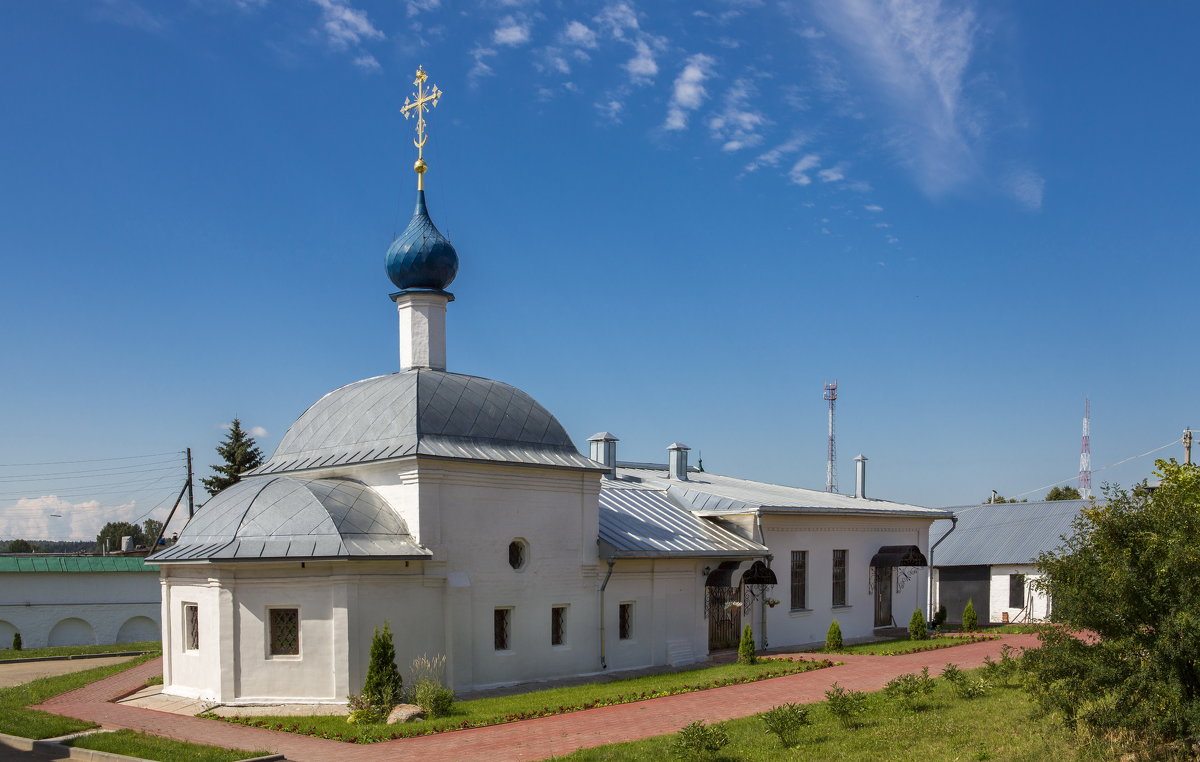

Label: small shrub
[825,619,843,652]
[908,608,928,640]
[956,677,989,699]
[940,662,963,684]
[824,682,868,728]
[671,720,729,759]
[11,632,21,651]
[884,667,936,710]
[760,702,811,747]
[932,604,948,629]
[737,624,757,665]
[962,599,978,632]
[346,692,386,725]
[981,645,1020,687]
[410,653,455,717]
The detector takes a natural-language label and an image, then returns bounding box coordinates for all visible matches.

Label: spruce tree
[201,418,264,496]
[12,632,21,651]
[962,599,978,632]
[825,619,843,651]
[908,608,928,640]
[362,622,403,711]
[737,624,757,665]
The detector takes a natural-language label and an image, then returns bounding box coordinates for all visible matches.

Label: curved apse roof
[148,475,430,562]
[251,369,600,476]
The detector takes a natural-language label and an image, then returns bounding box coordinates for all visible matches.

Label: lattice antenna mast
[1078,397,1092,499]
[824,381,838,493]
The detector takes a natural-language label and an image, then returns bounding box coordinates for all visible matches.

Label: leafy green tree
[201,418,264,496]
[986,494,1028,504]
[11,632,20,651]
[6,539,38,553]
[908,608,928,640]
[825,619,843,651]
[962,599,978,631]
[737,624,757,665]
[1023,460,1200,750]
[96,521,146,551]
[1045,485,1083,501]
[142,519,164,545]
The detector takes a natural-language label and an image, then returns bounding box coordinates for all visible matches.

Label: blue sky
[2,1,1198,540]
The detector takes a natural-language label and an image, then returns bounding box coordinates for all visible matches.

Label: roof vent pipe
[588,432,619,478]
[854,454,867,499]
[668,443,690,481]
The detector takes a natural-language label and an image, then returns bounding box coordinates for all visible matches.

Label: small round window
[508,539,527,570]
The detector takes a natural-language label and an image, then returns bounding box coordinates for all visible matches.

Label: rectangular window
[494,608,511,651]
[1009,574,1026,610]
[790,551,808,610]
[832,550,848,607]
[269,608,300,656]
[618,602,633,640]
[184,604,199,651]
[551,605,567,646]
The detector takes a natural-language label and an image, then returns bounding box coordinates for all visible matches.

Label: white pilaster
[393,290,453,371]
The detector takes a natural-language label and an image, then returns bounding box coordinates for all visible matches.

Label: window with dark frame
[184,604,199,651]
[832,549,848,607]
[1009,574,1026,610]
[508,540,526,570]
[551,606,567,646]
[269,608,300,656]
[494,608,511,651]
[618,602,633,640]
[790,550,808,610]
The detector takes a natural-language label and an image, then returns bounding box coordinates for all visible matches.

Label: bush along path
[32,634,1040,762]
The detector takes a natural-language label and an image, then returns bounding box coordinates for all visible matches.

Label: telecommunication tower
[1078,397,1092,499]
[824,381,838,493]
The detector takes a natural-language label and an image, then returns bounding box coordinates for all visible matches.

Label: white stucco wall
[758,515,930,648]
[989,564,1049,623]
[0,571,160,649]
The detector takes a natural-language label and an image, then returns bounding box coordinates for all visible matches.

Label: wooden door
[874,566,893,628]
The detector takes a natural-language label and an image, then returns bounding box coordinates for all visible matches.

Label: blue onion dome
[385,190,458,291]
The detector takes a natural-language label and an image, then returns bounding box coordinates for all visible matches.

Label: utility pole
[824,381,838,493]
[1185,429,1193,465]
[1078,397,1092,499]
[186,447,195,518]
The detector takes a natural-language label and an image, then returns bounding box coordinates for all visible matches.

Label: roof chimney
[668,442,690,481]
[854,454,867,499]
[588,432,619,478]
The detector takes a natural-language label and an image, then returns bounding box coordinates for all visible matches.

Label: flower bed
[208,656,836,744]
[820,634,999,656]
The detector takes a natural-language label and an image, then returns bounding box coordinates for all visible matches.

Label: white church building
[147,71,950,705]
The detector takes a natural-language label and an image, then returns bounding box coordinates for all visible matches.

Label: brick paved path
[34,634,1038,762]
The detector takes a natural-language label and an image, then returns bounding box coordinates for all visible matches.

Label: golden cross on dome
[401,66,443,191]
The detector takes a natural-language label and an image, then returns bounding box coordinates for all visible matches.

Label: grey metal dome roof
[251,369,600,475]
[148,476,430,562]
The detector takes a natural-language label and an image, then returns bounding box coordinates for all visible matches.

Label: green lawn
[0,640,160,661]
[66,730,263,762]
[216,657,834,743]
[818,634,996,655]
[553,672,1097,761]
[0,653,157,739]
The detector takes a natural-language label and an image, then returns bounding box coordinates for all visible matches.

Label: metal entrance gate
[706,586,742,650]
[874,566,893,627]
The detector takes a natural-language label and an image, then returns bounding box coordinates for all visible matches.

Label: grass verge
[0,653,156,739]
[66,729,264,762]
[818,634,997,655]
[0,640,160,661]
[553,670,1093,761]
[212,657,835,744]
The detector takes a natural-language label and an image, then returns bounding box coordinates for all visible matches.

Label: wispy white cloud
[406,0,440,17]
[2,496,142,542]
[1008,168,1044,210]
[663,54,715,131]
[708,78,767,151]
[596,1,640,40]
[249,426,269,438]
[788,153,821,185]
[94,0,166,33]
[624,39,658,82]
[311,0,384,49]
[596,96,624,123]
[494,16,531,46]
[353,54,380,71]
[469,46,498,83]
[864,204,884,212]
[818,164,846,182]
[812,0,985,195]
[563,20,598,48]
[744,134,811,173]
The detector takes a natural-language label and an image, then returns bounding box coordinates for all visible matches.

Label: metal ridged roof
[148,476,431,563]
[0,556,157,573]
[930,499,1088,566]
[616,467,950,518]
[598,484,768,558]
[251,369,600,475]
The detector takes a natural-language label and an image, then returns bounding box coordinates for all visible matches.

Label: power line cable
[1010,439,1178,498]
[0,451,181,468]
[0,465,182,483]
[0,458,182,480]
